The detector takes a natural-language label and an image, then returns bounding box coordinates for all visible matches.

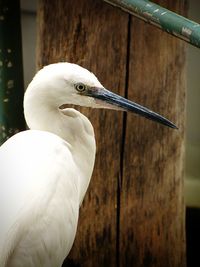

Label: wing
[0,130,80,266]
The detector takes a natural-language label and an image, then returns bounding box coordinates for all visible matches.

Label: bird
[0,62,176,267]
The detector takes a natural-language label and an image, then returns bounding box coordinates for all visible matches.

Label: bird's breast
[0,130,80,267]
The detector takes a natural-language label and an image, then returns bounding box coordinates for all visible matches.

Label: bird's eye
[75,83,87,92]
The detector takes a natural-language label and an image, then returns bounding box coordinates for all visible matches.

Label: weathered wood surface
[120,0,187,266]
[37,1,128,266]
[37,0,187,266]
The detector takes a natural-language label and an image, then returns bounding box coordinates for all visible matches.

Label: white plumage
[0,62,175,267]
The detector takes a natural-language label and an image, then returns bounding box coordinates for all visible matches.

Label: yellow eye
[75,83,87,92]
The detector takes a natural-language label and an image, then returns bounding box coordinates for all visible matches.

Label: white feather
[0,63,97,267]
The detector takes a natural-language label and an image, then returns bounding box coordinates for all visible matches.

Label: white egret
[0,62,176,267]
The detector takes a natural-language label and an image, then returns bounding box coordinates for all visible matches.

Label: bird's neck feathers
[24,85,96,204]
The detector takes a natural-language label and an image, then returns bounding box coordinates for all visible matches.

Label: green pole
[0,0,25,145]
[104,0,200,48]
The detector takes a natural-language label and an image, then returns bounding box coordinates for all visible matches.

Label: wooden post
[37,0,187,266]
[37,1,128,266]
[120,1,187,265]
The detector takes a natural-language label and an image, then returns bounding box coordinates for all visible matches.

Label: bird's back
[0,130,80,267]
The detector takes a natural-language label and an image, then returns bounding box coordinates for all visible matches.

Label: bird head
[25,62,177,129]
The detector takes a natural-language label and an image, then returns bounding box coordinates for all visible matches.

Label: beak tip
[166,122,178,130]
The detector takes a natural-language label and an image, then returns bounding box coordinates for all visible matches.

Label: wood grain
[37,0,128,266]
[120,1,187,266]
[37,0,187,266]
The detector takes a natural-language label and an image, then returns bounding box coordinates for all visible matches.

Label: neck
[24,90,96,205]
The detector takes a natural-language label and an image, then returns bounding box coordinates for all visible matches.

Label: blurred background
[20,0,200,266]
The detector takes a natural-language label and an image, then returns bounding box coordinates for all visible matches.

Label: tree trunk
[37,0,187,266]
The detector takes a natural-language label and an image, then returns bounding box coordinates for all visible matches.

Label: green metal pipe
[0,0,25,144]
[104,0,200,48]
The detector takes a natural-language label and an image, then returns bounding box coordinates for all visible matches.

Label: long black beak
[86,87,177,129]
